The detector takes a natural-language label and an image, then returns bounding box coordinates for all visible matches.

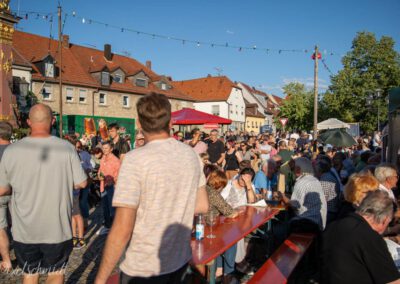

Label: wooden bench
[247,233,315,284]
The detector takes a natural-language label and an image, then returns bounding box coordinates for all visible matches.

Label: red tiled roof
[172,76,237,102]
[240,82,283,116]
[70,44,158,79]
[272,94,283,104]
[12,31,193,101]
[12,46,32,68]
[244,99,265,118]
[245,108,265,118]
[240,82,283,106]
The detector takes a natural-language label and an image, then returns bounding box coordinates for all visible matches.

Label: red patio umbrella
[171,108,232,125]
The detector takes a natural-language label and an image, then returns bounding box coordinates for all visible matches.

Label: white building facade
[194,86,246,131]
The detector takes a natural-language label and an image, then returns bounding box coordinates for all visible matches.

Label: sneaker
[72,237,78,247]
[96,226,110,235]
[74,239,86,250]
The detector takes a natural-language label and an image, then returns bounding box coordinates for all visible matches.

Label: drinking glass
[206,211,217,239]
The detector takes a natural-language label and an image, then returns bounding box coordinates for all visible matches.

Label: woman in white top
[217,167,257,279]
[223,168,257,208]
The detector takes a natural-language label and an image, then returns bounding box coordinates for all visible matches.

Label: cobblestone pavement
[0,205,118,284]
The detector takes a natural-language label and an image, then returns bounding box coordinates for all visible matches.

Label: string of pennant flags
[15,9,339,74]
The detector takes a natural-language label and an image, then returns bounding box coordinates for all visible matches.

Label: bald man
[0,121,12,271]
[0,104,87,284]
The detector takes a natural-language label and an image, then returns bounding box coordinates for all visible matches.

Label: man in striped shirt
[279,157,327,233]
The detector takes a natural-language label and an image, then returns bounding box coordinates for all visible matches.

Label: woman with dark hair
[214,167,256,281]
[239,142,253,161]
[224,140,242,180]
[221,167,257,208]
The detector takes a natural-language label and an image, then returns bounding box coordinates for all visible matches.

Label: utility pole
[313,45,319,140]
[58,5,63,138]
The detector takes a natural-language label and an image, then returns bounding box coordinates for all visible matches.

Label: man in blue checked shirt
[253,159,278,197]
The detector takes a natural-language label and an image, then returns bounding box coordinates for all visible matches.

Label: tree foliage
[276,82,314,131]
[321,31,400,133]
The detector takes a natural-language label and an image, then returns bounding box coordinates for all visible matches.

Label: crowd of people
[0,94,399,284]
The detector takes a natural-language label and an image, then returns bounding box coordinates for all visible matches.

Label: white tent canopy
[317,118,350,130]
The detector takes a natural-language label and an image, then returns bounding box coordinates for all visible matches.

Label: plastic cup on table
[206,211,217,239]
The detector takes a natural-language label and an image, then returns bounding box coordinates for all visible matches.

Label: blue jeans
[79,187,90,219]
[216,243,237,275]
[102,185,115,228]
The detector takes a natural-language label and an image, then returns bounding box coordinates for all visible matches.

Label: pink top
[99,153,121,192]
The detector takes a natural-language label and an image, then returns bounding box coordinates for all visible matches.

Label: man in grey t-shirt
[0,104,87,284]
[0,121,12,271]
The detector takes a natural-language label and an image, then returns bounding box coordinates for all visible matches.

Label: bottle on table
[266,183,273,200]
[195,214,204,240]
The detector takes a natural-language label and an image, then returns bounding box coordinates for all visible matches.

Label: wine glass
[206,211,217,239]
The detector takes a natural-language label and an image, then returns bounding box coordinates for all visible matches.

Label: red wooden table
[191,206,280,265]
[108,206,281,284]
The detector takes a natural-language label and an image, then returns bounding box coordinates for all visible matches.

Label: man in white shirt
[372,131,382,150]
[259,135,272,161]
[375,163,398,201]
[95,93,209,284]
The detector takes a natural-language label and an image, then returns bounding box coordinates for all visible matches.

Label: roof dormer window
[161,82,167,90]
[136,78,146,87]
[114,74,123,83]
[45,62,54,78]
[101,71,110,86]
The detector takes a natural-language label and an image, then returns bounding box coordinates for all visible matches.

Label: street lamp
[19,77,29,97]
[366,89,382,131]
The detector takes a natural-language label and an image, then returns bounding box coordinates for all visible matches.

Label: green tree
[276,82,314,131]
[322,31,400,133]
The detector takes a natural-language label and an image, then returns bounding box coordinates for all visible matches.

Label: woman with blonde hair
[206,168,238,219]
[337,173,379,219]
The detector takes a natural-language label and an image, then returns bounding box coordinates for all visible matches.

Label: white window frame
[161,82,167,90]
[66,87,74,102]
[99,93,107,105]
[45,62,54,78]
[42,84,52,100]
[79,89,87,103]
[211,105,220,116]
[122,95,130,107]
[136,78,146,87]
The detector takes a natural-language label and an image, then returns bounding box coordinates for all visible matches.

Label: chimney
[104,44,112,61]
[62,34,69,48]
[207,74,212,78]
[146,60,152,70]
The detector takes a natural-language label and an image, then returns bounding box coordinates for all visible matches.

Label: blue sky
[11,0,400,97]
